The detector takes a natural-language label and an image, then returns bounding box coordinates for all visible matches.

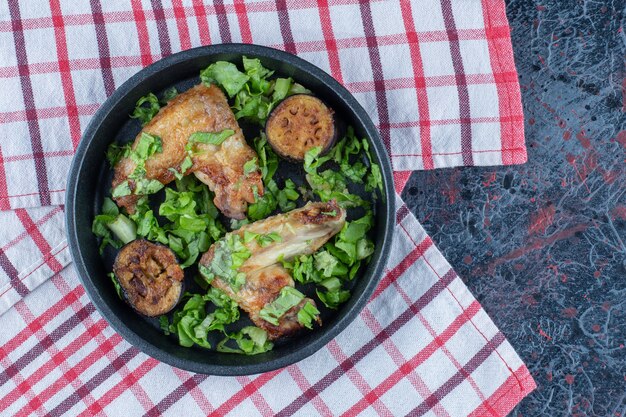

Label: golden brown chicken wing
[112,83,263,219]
[199,200,346,339]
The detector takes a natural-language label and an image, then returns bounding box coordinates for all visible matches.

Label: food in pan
[93,57,382,355]
[111,83,263,220]
[200,201,345,339]
[265,94,337,161]
[112,239,184,316]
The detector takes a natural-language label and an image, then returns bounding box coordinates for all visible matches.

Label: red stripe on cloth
[400,1,434,169]
[481,0,526,165]
[393,147,525,157]
[130,0,153,66]
[173,369,215,414]
[0,244,68,300]
[192,0,212,45]
[342,300,483,417]
[76,358,159,417]
[11,321,113,417]
[49,0,82,150]
[151,0,173,56]
[234,0,253,43]
[214,0,232,43]
[276,269,458,417]
[0,284,84,354]
[0,303,95,392]
[0,248,28,297]
[393,278,493,415]
[395,204,410,224]
[316,0,344,84]
[208,370,282,417]
[359,0,391,156]
[1,208,62,253]
[401,222,529,396]
[440,0,474,166]
[89,0,116,97]
[235,376,275,416]
[286,366,334,416]
[145,374,210,417]
[357,307,452,417]
[0,104,99,123]
[276,0,296,53]
[0,146,11,210]
[372,235,433,299]
[13,301,98,417]
[382,113,524,129]
[468,365,535,417]
[50,275,157,415]
[7,1,51,206]
[409,332,506,416]
[172,0,192,50]
[45,347,144,416]
[415,299,498,417]
[327,340,393,415]
[15,209,64,273]
[393,170,412,194]
[1,318,108,411]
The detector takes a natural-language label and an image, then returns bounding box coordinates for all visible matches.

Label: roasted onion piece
[265,94,337,161]
[113,239,184,316]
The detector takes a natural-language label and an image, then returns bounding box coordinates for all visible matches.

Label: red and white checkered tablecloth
[0,1,534,415]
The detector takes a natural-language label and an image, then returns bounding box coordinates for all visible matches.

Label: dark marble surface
[401,1,625,415]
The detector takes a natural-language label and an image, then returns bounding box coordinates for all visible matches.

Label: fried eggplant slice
[199,200,345,339]
[266,94,337,161]
[112,83,263,219]
[113,239,184,316]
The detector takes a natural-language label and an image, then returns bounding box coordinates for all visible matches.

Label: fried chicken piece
[112,84,263,219]
[199,200,346,339]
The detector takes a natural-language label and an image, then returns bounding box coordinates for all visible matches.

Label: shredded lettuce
[259,286,306,326]
[247,135,300,220]
[188,129,234,146]
[217,326,273,355]
[200,234,251,292]
[201,57,309,126]
[302,126,382,208]
[130,93,160,126]
[160,287,240,348]
[297,301,320,329]
[200,61,250,97]
[130,88,178,126]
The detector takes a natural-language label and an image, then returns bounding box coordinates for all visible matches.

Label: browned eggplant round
[265,94,337,161]
[112,239,184,317]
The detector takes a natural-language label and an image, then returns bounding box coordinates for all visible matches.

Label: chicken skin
[112,83,263,219]
[199,200,346,339]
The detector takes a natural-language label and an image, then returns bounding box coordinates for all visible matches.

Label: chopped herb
[200,61,250,97]
[106,142,130,166]
[161,87,178,104]
[188,129,235,146]
[106,214,137,244]
[297,301,320,329]
[130,92,160,125]
[217,326,273,355]
[243,230,259,244]
[256,232,282,247]
[259,286,306,326]
[243,157,258,176]
[162,288,240,348]
[201,234,251,292]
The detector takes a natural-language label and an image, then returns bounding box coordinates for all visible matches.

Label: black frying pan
[65,44,395,375]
